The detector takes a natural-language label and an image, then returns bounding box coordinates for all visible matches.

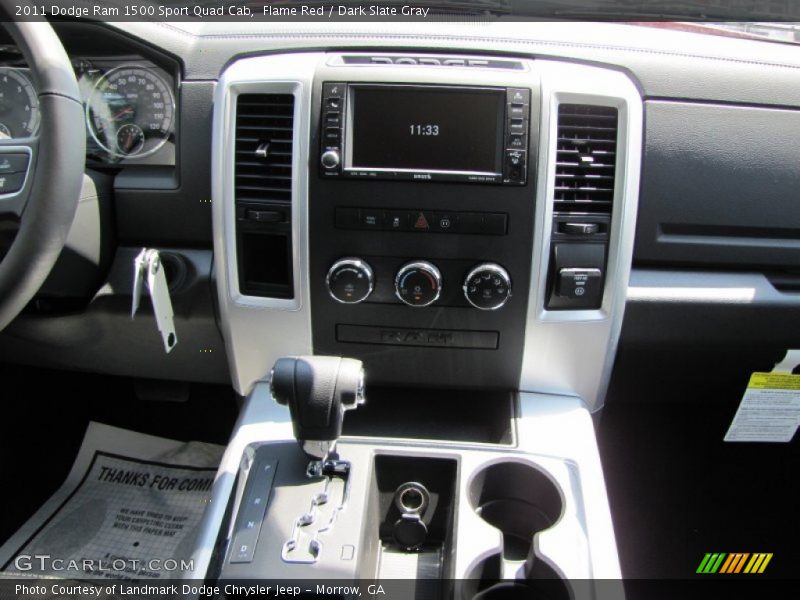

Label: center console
[203,51,642,597]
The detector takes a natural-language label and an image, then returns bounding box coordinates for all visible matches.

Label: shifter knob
[270,356,365,459]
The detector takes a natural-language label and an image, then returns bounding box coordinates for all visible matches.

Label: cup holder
[468,461,563,561]
[465,461,569,600]
[464,553,570,600]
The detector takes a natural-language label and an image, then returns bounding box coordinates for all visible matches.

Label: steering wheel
[0,18,86,330]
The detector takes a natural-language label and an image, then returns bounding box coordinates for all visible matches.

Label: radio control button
[324,127,341,142]
[322,82,344,98]
[508,133,527,149]
[463,263,512,310]
[327,258,374,304]
[321,149,341,169]
[508,104,528,119]
[395,261,442,307]
[325,112,341,126]
[507,88,530,106]
[509,118,528,134]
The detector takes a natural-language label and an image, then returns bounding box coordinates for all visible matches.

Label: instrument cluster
[0,57,177,166]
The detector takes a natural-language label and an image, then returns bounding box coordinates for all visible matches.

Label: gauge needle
[112,106,134,121]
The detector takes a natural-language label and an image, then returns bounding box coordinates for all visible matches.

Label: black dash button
[507,88,530,106]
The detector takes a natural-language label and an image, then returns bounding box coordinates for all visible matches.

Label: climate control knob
[326,258,374,304]
[463,263,512,310]
[395,261,442,307]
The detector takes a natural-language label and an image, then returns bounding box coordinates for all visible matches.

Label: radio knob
[395,261,442,307]
[327,258,374,304]
[463,263,511,310]
[321,149,341,170]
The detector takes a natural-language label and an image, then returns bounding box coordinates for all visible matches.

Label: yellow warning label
[748,372,800,390]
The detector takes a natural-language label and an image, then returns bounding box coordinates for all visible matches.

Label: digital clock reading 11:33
[409,124,440,136]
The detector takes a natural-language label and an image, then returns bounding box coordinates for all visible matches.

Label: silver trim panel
[188,381,294,579]
[212,54,323,394]
[519,61,643,411]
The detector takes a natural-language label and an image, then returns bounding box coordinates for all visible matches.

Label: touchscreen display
[349,86,505,173]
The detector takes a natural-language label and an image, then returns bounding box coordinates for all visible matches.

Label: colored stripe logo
[697,552,773,574]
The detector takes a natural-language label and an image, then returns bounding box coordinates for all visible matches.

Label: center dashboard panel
[214,52,642,405]
[307,69,540,389]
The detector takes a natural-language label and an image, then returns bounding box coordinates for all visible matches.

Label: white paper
[724,385,800,442]
[724,348,800,445]
[0,422,223,579]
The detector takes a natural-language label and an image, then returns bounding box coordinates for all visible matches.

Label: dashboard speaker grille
[554,104,618,213]
[234,93,294,204]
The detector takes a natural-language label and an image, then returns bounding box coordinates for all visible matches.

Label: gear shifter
[270,356,365,460]
[269,356,364,564]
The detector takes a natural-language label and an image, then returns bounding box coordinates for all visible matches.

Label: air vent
[554,104,618,214]
[235,93,294,204]
[234,93,295,300]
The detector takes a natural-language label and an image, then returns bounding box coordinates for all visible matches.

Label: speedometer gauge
[0,68,40,139]
[86,66,174,158]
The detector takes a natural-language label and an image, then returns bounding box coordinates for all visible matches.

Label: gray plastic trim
[519,61,643,412]
[212,54,322,394]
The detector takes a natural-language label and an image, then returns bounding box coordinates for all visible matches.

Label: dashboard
[1,20,800,410]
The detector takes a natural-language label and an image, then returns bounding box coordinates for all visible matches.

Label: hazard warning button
[412,211,431,231]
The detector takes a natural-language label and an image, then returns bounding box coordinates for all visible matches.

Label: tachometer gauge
[0,68,40,139]
[86,66,174,158]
